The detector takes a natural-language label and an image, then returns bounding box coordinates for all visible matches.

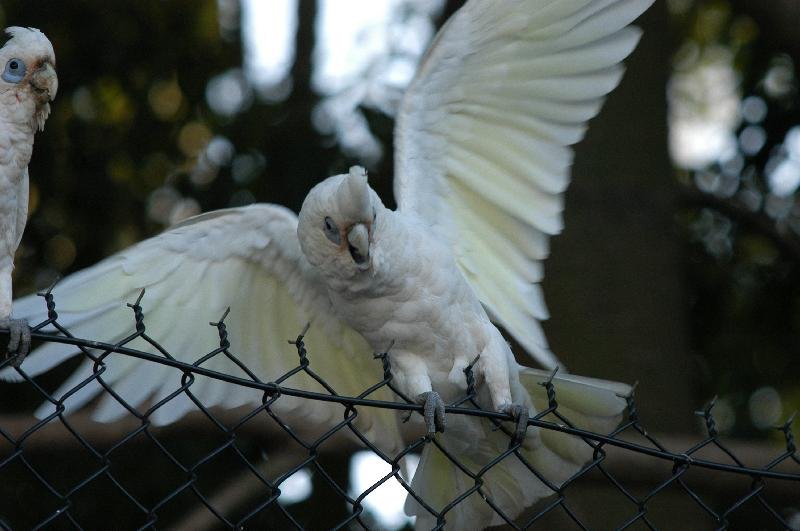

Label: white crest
[336,166,371,222]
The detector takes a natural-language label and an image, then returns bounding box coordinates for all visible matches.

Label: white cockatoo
[0,27,57,366]
[2,1,654,528]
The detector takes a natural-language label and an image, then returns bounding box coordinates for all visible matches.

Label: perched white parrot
[1,1,654,528]
[0,27,57,366]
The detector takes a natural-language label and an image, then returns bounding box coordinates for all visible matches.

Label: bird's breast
[328,232,487,368]
[0,115,35,170]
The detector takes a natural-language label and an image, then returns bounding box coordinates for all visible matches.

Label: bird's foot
[0,318,31,368]
[500,403,530,445]
[415,391,446,436]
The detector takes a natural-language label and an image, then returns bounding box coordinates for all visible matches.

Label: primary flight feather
[0,27,57,366]
[2,1,653,528]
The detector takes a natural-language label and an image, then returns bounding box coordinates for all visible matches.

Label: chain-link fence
[1,287,798,530]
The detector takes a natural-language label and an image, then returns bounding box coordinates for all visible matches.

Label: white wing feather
[13,168,29,252]
[1,204,401,449]
[394,0,654,368]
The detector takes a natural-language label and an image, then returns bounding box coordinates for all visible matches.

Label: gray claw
[416,391,446,436]
[502,403,530,445]
[1,318,31,368]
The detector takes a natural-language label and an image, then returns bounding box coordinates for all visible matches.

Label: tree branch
[678,185,800,264]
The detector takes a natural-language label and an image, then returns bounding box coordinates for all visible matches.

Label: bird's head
[298,166,383,278]
[0,27,57,131]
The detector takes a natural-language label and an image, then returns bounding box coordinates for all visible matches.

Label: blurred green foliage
[3,1,237,286]
[671,0,800,439]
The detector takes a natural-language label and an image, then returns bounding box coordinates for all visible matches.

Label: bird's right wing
[1,204,401,449]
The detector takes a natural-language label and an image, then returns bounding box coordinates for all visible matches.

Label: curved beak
[30,62,58,104]
[346,223,370,270]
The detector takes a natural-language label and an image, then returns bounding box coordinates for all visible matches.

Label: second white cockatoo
[0,27,57,365]
[2,1,653,528]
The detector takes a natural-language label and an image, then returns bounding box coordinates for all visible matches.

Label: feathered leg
[1,317,31,366]
[0,266,30,367]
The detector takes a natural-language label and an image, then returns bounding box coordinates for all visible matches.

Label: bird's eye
[2,58,26,83]
[323,216,340,245]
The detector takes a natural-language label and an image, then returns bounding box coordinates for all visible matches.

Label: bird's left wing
[394,0,653,368]
[1,204,401,449]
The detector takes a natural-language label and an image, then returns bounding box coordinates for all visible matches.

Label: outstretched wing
[1,204,401,449]
[394,0,653,368]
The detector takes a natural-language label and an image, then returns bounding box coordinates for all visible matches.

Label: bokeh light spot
[231,152,266,185]
[168,198,201,225]
[740,95,767,124]
[44,234,77,271]
[277,468,312,506]
[349,451,419,530]
[747,386,782,429]
[205,69,253,117]
[767,158,800,198]
[738,125,766,156]
[148,78,185,121]
[178,121,213,157]
[95,77,135,126]
[147,186,181,225]
[71,86,97,122]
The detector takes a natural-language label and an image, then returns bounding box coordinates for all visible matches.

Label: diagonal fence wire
[0,288,797,530]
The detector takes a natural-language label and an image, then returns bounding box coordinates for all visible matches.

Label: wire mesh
[1,287,798,530]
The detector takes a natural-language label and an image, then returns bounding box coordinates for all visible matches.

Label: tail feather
[405,370,630,530]
[406,446,496,530]
[522,367,631,417]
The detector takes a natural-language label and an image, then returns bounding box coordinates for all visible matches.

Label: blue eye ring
[323,216,340,245]
[2,58,27,83]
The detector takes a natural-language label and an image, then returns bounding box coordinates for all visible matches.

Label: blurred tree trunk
[270,0,329,211]
[543,2,695,432]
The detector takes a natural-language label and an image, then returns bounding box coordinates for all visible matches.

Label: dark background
[0,0,798,528]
